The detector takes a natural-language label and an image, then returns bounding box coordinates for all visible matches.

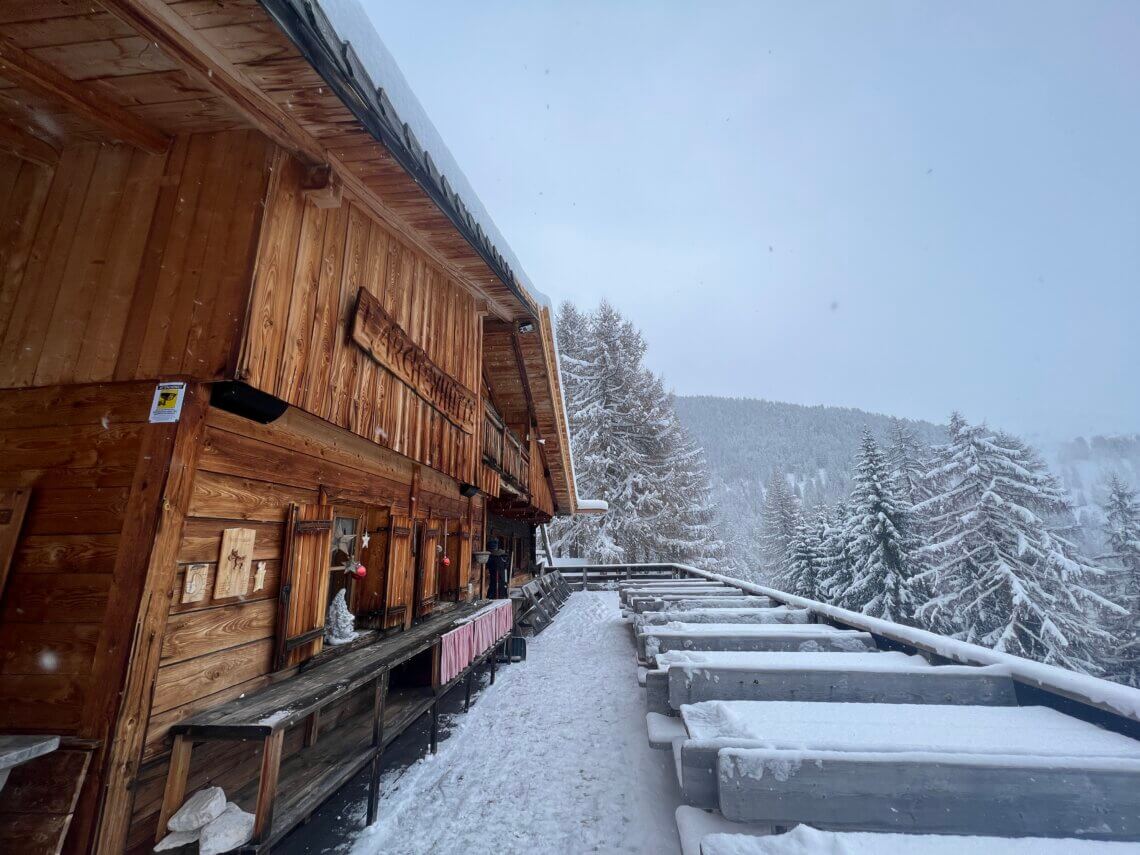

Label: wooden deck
[159,601,506,851]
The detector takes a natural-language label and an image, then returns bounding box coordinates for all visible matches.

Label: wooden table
[0,735,60,794]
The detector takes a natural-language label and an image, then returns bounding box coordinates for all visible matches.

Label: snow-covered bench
[675,700,1140,839]
[637,622,875,663]
[619,583,733,607]
[697,825,1140,855]
[627,594,773,614]
[645,651,1016,714]
[634,607,810,629]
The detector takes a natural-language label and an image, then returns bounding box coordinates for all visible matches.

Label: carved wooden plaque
[215,528,256,599]
[182,564,209,604]
[351,288,477,433]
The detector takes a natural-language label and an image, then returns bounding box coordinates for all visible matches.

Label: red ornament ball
[441,556,451,567]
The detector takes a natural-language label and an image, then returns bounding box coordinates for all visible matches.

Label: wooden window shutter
[457,523,473,596]
[416,521,441,618]
[352,507,390,625]
[275,503,334,669]
[385,515,414,630]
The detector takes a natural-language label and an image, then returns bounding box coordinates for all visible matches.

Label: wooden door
[414,520,441,618]
[352,506,390,626]
[276,503,334,669]
[385,515,414,630]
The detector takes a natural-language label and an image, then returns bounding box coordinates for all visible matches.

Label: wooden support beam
[155,736,192,843]
[0,34,169,154]
[0,120,59,168]
[301,164,343,209]
[509,331,539,433]
[91,385,210,854]
[252,730,284,843]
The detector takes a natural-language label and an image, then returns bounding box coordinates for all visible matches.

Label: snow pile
[700,825,1140,854]
[681,701,1140,758]
[642,623,845,638]
[655,650,931,675]
[636,607,810,628]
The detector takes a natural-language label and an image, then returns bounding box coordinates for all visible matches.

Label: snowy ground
[343,591,681,855]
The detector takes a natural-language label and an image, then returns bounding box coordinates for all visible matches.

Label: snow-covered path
[348,591,681,855]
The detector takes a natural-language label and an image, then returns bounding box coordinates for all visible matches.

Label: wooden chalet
[0,1,579,851]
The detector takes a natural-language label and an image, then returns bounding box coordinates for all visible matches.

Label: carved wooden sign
[215,527,256,599]
[351,288,477,433]
[182,564,209,604]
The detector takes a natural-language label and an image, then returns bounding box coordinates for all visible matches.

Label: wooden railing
[482,402,530,493]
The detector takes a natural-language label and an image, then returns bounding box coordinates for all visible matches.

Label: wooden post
[252,730,285,844]
[155,735,193,843]
[92,384,209,854]
[367,670,389,826]
[464,671,473,712]
[429,702,439,755]
[304,710,321,748]
[490,644,497,685]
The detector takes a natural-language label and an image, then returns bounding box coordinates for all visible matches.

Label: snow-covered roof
[278,0,550,313]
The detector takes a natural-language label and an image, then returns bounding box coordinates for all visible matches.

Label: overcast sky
[361,1,1139,439]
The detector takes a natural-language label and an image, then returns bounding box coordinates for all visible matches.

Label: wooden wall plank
[0,131,270,390]
[160,599,275,662]
[150,638,272,716]
[0,154,51,339]
[73,147,168,381]
[33,143,135,386]
[187,470,316,523]
[0,622,100,675]
[239,153,485,485]
[239,148,303,391]
[0,145,96,386]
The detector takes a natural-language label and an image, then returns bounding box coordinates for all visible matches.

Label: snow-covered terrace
[313,566,1140,854]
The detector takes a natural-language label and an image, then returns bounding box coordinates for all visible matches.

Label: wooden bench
[637,623,877,663]
[676,700,1140,832]
[513,580,555,635]
[158,602,503,852]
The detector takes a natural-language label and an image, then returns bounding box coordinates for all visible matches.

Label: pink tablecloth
[439,621,474,685]
[438,601,513,685]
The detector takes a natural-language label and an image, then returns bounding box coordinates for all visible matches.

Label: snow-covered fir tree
[783,510,827,599]
[914,415,1122,673]
[837,431,919,622]
[1101,475,1140,685]
[817,499,854,602]
[758,472,801,584]
[548,301,724,568]
[886,420,933,508]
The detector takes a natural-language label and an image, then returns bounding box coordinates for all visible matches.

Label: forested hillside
[676,396,1140,575]
[674,396,944,572]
